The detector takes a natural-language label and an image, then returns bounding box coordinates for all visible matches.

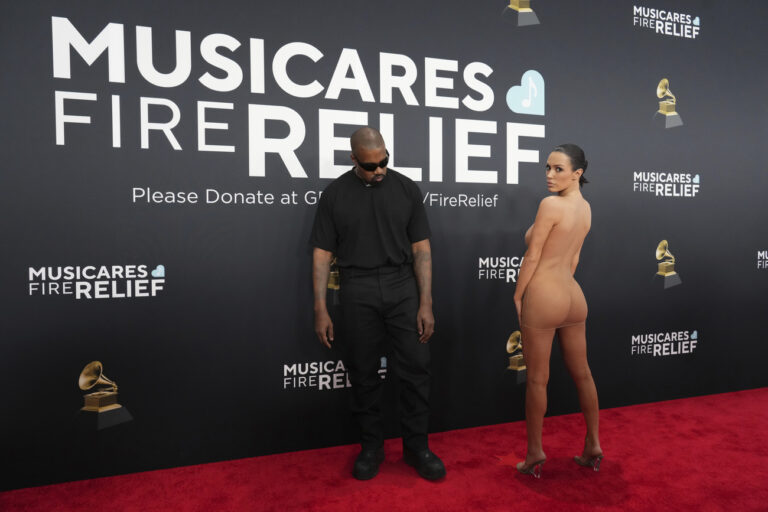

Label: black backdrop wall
[2,0,767,491]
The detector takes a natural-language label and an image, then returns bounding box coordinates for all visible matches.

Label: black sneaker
[403,448,446,481]
[353,448,385,480]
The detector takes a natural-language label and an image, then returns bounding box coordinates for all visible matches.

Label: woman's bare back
[521,196,591,329]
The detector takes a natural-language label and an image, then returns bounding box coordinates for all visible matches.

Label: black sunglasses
[355,150,389,172]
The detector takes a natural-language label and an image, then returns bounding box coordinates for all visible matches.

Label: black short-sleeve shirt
[310,168,431,269]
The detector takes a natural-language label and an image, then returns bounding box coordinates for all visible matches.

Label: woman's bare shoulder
[539,195,565,210]
[536,195,566,222]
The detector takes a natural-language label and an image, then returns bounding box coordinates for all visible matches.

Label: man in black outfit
[310,127,446,481]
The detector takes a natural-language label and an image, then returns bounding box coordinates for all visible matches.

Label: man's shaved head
[350,126,386,153]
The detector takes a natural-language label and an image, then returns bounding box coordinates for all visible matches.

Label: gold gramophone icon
[655,240,682,288]
[328,256,340,290]
[79,361,123,412]
[504,0,540,26]
[506,331,527,383]
[656,78,684,128]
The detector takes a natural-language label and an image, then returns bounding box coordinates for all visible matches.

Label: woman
[513,144,602,478]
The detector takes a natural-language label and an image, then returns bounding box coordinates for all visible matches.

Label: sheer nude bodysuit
[514,165,601,476]
[521,199,590,330]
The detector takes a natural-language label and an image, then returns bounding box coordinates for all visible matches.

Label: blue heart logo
[507,70,545,116]
[151,265,165,278]
[692,17,700,26]
[692,174,700,184]
[691,330,698,340]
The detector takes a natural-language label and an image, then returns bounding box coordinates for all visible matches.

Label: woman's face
[545,151,581,193]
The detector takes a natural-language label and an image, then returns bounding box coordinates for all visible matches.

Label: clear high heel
[516,459,546,479]
[574,454,603,471]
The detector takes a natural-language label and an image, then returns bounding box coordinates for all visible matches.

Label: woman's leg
[520,325,556,463]
[558,322,601,457]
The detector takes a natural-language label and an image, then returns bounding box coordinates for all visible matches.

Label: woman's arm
[513,197,559,320]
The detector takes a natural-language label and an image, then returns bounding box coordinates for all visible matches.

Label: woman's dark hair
[553,143,589,186]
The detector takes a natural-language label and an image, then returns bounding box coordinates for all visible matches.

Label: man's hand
[416,305,435,343]
[314,308,334,348]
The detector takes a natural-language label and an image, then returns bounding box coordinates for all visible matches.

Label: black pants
[338,265,431,453]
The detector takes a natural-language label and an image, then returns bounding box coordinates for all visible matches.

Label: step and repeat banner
[1,0,766,490]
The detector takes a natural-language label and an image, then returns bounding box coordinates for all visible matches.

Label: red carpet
[3,388,768,511]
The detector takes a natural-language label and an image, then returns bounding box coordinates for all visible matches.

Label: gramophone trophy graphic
[327,256,341,306]
[328,256,340,290]
[78,361,132,429]
[506,331,527,384]
[655,240,682,289]
[656,78,683,129]
[503,0,540,26]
